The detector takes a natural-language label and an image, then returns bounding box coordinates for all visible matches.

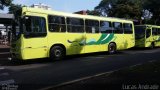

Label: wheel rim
[110,45,115,52]
[152,43,154,48]
[54,49,61,57]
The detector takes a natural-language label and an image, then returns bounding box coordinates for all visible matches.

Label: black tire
[108,43,117,54]
[50,46,65,60]
[150,42,155,49]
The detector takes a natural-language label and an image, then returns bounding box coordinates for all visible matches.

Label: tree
[95,0,117,16]
[95,0,143,19]
[143,0,160,25]
[0,0,12,10]
[8,4,22,14]
[8,3,23,19]
[86,10,101,16]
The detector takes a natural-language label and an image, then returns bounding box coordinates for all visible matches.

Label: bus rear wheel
[150,42,155,49]
[50,46,64,60]
[108,43,116,54]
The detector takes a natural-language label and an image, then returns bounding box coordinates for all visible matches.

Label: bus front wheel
[50,46,64,60]
[108,43,117,54]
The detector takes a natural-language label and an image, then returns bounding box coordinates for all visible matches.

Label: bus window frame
[23,16,47,38]
[100,21,112,33]
[66,17,84,33]
[85,19,100,34]
[123,23,133,34]
[48,15,66,33]
[113,22,123,34]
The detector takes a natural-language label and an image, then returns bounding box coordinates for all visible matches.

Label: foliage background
[1,0,160,25]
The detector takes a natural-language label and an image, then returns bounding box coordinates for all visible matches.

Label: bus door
[145,28,152,47]
[22,15,48,59]
[134,26,146,47]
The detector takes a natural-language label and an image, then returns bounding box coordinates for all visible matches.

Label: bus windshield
[134,26,146,39]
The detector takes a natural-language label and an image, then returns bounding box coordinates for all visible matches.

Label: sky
[0,0,101,13]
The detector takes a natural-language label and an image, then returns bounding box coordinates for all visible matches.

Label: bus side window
[67,18,84,33]
[24,16,47,38]
[100,21,112,33]
[152,28,158,35]
[113,22,123,34]
[123,23,133,34]
[48,15,66,32]
[85,20,99,33]
[146,29,151,38]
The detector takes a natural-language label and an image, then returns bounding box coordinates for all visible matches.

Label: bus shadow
[127,47,160,51]
[0,51,125,66]
[3,45,159,66]
[64,51,124,60]
[4,46,157,66]
[0,58,51,66]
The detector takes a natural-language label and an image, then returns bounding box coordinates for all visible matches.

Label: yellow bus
[135,25,160,48]
[11,7,135,60]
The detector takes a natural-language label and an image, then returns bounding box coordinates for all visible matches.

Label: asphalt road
[0,48,160,90]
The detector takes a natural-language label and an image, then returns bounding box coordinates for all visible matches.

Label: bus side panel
[145,36,153,48]
[65,33,85,55]
[22,36,48,60]
[123,34,135,49]
[47,33,69,55]
[153,35,160,47]
[85,33,102,53]
[108,34,125,50]
[99,33,115,51]
[145,40,152,47]
[135,38,145,47]
[155,41,160,47]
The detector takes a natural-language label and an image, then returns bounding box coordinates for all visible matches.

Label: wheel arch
[108,42,117,54]
[151,42,155,48]
[108,42,117,47]
[49,44,66,57]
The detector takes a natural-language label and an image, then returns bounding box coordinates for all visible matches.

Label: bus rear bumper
[10,52,22,60]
